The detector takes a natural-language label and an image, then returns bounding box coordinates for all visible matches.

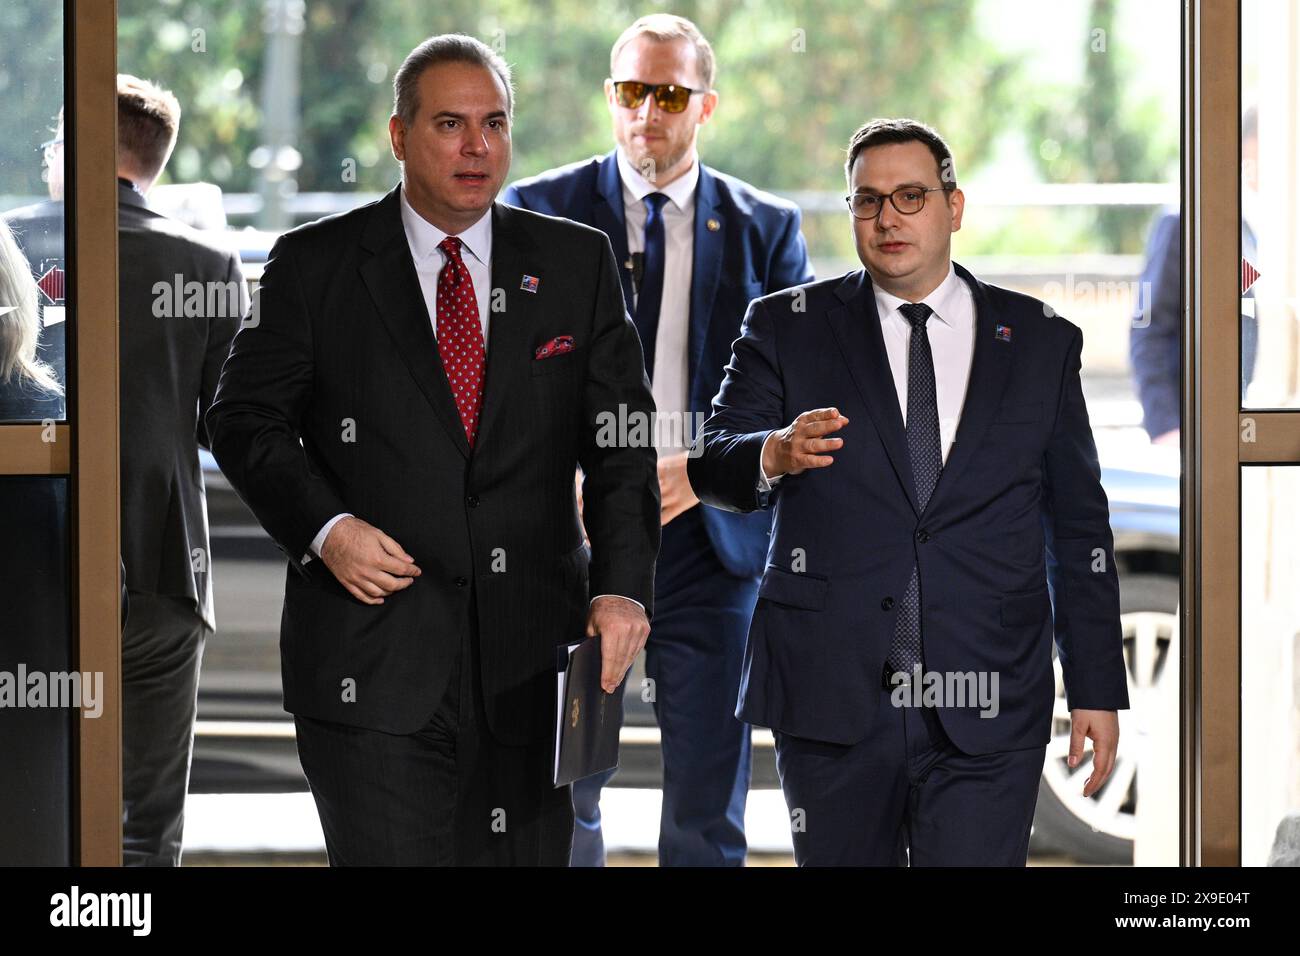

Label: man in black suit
[207,34,660,866]
[111,75,247,864]
[688,119,1128,865]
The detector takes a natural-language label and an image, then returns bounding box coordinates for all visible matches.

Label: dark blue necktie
[633,192,668,380]
[886,302,943,679]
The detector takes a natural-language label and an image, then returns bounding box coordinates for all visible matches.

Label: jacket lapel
[689,166,725,406]
[593,152,634,309]
[473,202,541,452]
[359,184,470,459]
[824,270,919,515]
[922,261,1014,516]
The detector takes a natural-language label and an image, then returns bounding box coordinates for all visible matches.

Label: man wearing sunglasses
[505,14,813,867]
[688,118,1128,865]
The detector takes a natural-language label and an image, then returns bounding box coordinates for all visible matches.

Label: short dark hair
[117,74,181,182]
[845,117,956,189]
[393,34,514,128]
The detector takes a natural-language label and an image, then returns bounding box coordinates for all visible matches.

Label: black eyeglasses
[845,185,949,220]
[611,80,705,113]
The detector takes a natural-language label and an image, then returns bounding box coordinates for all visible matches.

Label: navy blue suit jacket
[504,152,814,578]
[687,264,1130,754]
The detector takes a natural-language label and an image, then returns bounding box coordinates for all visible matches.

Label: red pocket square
[534,335,576,360]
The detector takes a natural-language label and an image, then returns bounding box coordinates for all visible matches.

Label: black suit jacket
[206,186,660,744]
[688,264,1129,754]
[119,183,245,630]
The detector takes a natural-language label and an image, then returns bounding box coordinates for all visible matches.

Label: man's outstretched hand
[319,515,421,605]
[761,407,849,479]
[586,595,651,694]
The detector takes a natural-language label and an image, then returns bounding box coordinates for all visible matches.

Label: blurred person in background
[1130,106,1258,444]
[3,108,67,391]
[114,73,247,865]
[0,218,63,420]
[505,13,813,867]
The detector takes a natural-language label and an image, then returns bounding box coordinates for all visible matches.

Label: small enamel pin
[995,324,1012,343]
[520,275,540,293]
[706,218,721,232]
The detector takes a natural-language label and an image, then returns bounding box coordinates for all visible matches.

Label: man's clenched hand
[319,515,421,605]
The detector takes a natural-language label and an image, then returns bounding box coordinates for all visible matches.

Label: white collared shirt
[399,185,494,348]
[758,262,975,489]
[616,147,698,455]
[872,263,976,465]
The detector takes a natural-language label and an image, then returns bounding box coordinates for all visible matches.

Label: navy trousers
[774,683,1047,866]
[571,505,758,866]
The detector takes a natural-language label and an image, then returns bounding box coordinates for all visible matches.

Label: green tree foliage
[1023,0,1178,249]
[0,3,65,196]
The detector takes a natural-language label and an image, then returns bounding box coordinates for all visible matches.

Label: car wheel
[1031,573,1179,864]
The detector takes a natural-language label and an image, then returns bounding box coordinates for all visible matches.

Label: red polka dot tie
[435,236,485,447]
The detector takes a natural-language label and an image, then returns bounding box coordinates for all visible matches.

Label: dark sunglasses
[611,80,705,113]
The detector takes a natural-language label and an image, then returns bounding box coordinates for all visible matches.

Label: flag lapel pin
[520,275,540,293]
[995,324,1012,343]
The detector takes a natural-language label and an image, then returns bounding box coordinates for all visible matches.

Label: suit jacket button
[916,529,930,543]
[454,577,469,588]
[881,597,895,611]
[466,495,479,508]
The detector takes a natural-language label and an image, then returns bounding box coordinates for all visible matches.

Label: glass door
[0,0,120,866]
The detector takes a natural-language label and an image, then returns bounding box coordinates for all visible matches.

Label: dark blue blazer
[687,264,1130,754]
[504,152,814,578]
[1129,210,1258,438]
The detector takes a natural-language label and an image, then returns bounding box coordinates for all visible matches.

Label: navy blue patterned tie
[633,192,668,380]
[887,302,942,678]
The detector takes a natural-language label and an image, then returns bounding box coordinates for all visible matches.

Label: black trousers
[294,608,574,866]
[121,590,209,866]
[774,684,1046,866]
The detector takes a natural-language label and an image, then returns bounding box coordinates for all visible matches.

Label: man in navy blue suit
[505,14,813,866]
[688,118,1128,866]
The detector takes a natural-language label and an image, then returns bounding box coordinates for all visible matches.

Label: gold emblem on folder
[570,697,580,728]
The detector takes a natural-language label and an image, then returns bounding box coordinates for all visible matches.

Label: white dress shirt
[616,147,698,455]
[401,185,493,346]
[760,262,975,486]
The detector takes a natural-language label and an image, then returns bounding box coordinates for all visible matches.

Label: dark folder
[553,638,624,787]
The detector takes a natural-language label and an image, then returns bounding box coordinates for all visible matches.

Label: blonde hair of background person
[0,218,62,394]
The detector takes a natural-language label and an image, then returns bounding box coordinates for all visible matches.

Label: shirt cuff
[757,430,785,492]
[303,512,353,564]
[590,593,646,614]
